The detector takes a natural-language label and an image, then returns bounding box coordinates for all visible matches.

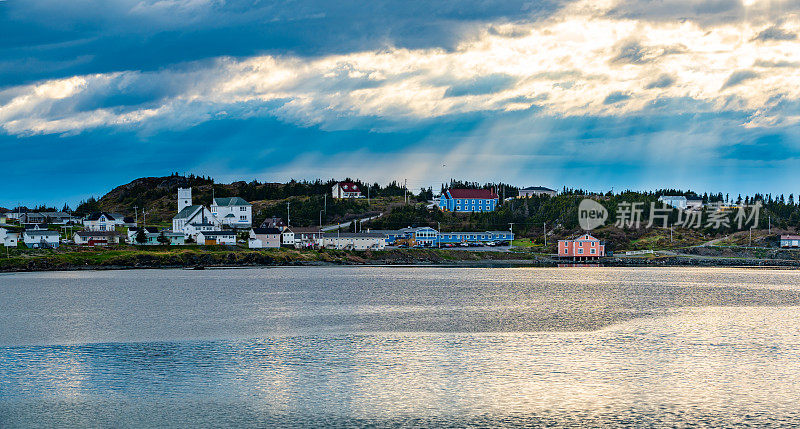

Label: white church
[172,187,253,238]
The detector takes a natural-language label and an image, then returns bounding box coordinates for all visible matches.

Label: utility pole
[750,226,753,247]
[134,206,139,225]
[404,178,408,204]
[543,222,546,247]
[510,223,515,249]
[287,202,290,227]
[438,221,441,248]
[367,185,370,206]
[769,215,771,234]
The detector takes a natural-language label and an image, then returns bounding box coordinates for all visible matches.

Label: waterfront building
[23,227,60,248]
[127,226,159,243]
[0,227,19,246]
[285,227,323,248]
[322,232,386,250]
[558,234,605,260]
[74,230,123,246]
[196,230,237,245]
[249,227,282,248]
[436,230,514,244]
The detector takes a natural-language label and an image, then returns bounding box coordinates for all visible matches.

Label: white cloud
[2,0,800,136]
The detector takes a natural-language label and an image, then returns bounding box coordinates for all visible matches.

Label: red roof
[338,182,361,192]
[447,188,498,199]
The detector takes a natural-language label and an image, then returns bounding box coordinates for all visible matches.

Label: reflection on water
[3,267,800,426]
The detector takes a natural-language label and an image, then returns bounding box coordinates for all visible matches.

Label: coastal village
[2,177,800,264]
[0,181,517,253]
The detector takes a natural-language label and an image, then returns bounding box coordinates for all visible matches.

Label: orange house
[558,234,605,260]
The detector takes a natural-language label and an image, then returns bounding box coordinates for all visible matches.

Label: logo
[578,199,608,230]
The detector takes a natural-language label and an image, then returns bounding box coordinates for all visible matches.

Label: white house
[322,232,386,250]
[83,212,125,232]
[686,197,704,210]
[74,231,123,246]
[211,197,252,228]
[249,227,281,248]
[0,227,19,247]
[127,226,159,243]
[281,228,295,246]
[658,196,688,210]
[23,228,60,248]
[518,186,557,198]
[184,222,216,240]
[197,230,237,245]
[332,182,362,199]
[286,227,322,248]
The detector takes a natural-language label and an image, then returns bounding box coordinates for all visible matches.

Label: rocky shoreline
[2,246,800,272]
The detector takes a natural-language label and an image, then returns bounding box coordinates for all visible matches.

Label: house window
[578,249,584,254]
[240,207,246,211]
[590,249,596,254]
[240,216,246,221]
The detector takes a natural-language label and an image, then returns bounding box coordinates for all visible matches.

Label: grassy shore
[0,245,543,272]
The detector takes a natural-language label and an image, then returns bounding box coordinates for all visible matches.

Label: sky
[2,0,800,207]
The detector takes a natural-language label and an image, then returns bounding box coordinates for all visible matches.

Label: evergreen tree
[135,228,147,244]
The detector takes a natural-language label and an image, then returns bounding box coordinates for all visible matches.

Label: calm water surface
[2,266,800,427]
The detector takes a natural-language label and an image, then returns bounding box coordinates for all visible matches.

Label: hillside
[81,175,406,227]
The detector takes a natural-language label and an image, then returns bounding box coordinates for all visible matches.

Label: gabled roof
[86,212,117,221]
[336,182,361,192]
[446,189,499,199]
[173,205,204,220]
[39,211,72,218]
[252,227,281,235]
[286,227,321,234]
[781,235,800,240]
[521,186,556,192]
[199,230,236,236]
[213,197,251,207]
[129,226,159,234]
[25,229,60,236]
[75,231,121,237]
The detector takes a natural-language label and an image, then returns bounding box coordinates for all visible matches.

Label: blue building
[437,231,514,244]
[439,189,499,213]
